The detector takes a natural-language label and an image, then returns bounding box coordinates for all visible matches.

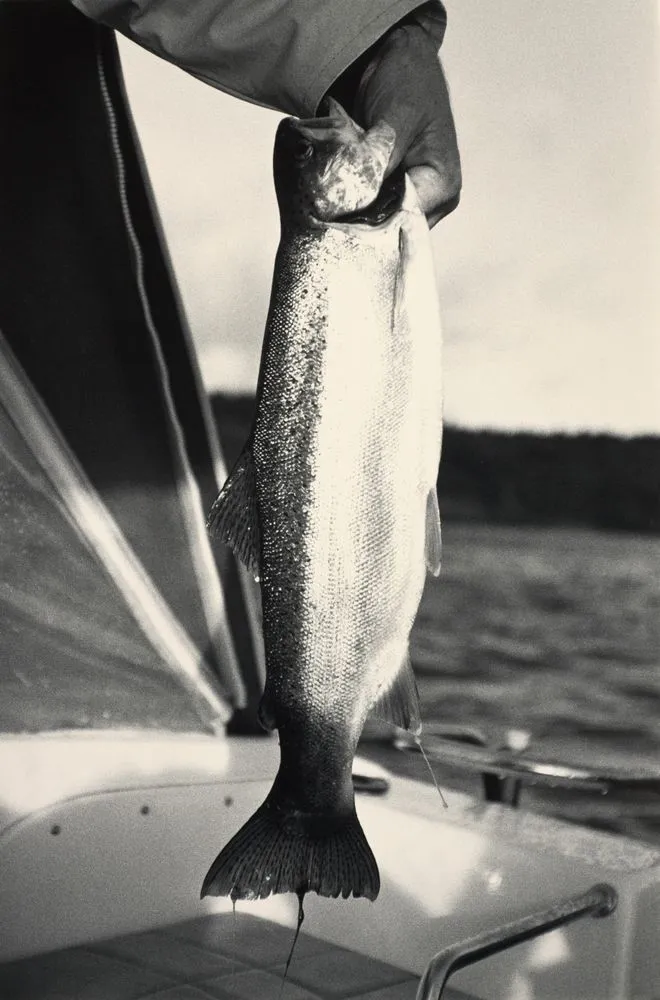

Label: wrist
[325,15,420,125]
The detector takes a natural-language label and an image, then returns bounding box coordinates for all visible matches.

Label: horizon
[118,2,660,436]
[209,388,660,441]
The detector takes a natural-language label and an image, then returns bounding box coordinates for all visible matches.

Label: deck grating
[161,912,330,966]
[0,912,472,1000]
[199,967,323,1000]
[0,946,175,1000]
[90,930,243,980]
[272,950,413,997]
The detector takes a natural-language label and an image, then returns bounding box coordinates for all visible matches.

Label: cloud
[433,0,660,432]
[118,2,660,433]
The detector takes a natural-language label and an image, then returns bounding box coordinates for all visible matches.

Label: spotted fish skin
[202,102,443,903]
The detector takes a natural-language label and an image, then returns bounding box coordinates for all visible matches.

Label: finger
[353,25,423,173]
[408,164,461,228]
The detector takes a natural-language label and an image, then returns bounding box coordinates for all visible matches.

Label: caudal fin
[201,798,380,901]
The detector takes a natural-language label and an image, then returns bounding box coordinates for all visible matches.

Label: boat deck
[0,912,470,1000]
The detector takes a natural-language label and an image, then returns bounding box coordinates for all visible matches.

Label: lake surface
[364,522,660,844]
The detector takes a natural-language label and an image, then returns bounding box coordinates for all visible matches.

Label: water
[366,522,660,844]
[413,522,660,753]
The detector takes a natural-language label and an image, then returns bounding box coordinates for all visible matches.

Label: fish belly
[255,186,442,741]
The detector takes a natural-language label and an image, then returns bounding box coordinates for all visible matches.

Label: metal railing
[416,883,617,1000]
[392,728,660,805]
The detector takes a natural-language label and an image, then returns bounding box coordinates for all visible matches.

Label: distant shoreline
[210,392,660,535]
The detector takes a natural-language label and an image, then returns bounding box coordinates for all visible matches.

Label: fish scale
[203,100,443,903]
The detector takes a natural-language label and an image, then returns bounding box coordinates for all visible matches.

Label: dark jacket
[68,0,447,115]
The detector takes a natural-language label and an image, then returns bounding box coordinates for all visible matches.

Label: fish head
[273,98,397,226]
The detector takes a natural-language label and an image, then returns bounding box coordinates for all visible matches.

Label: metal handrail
[416,882,617,1000]
[393,731,660,802]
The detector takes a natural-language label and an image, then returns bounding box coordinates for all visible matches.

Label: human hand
[329,16,461,227]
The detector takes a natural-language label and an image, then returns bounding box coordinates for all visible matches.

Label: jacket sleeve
[69,0,446,116]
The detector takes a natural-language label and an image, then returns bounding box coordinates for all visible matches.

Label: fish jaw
[273,100,396,224]
[309,119,396,220]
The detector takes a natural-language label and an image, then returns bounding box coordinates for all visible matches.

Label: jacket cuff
[301,0,448,115]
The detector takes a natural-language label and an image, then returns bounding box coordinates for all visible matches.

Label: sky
[118,1,660,435]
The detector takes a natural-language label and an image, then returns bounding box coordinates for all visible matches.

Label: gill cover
[274,97,396,223]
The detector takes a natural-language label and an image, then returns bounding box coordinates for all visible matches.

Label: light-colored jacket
[67,0,446,115]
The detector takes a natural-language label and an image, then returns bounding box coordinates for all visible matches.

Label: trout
[202,99,443,903]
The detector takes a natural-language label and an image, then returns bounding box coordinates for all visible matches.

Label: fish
[201,98,443,904]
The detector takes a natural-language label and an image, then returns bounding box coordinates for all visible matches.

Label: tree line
[211,394,660,534]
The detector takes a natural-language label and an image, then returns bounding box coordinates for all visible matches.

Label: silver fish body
[202,102,443,903]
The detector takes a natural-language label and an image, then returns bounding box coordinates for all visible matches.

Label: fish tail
[200,796,380,902]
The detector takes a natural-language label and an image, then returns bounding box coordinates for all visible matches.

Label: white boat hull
[1,732,659,999]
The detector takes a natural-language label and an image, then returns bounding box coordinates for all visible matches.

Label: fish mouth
[332,165,407,227]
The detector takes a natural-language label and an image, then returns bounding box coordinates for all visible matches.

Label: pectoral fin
[207,442,261,581]
[425,488,442,577]
[370,652,422,736]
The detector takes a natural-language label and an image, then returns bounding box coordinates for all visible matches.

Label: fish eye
[293,139,314,164]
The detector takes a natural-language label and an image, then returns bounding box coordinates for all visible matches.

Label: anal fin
[207,442,261,581]
[425,488,442,577]
[370,652,422,735]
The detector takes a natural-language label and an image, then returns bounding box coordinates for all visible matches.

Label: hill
[210,393,660,534]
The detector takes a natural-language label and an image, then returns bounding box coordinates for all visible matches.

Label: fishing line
[279,889,306,999]
[415,735,448,809]
[231,899,238,983]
